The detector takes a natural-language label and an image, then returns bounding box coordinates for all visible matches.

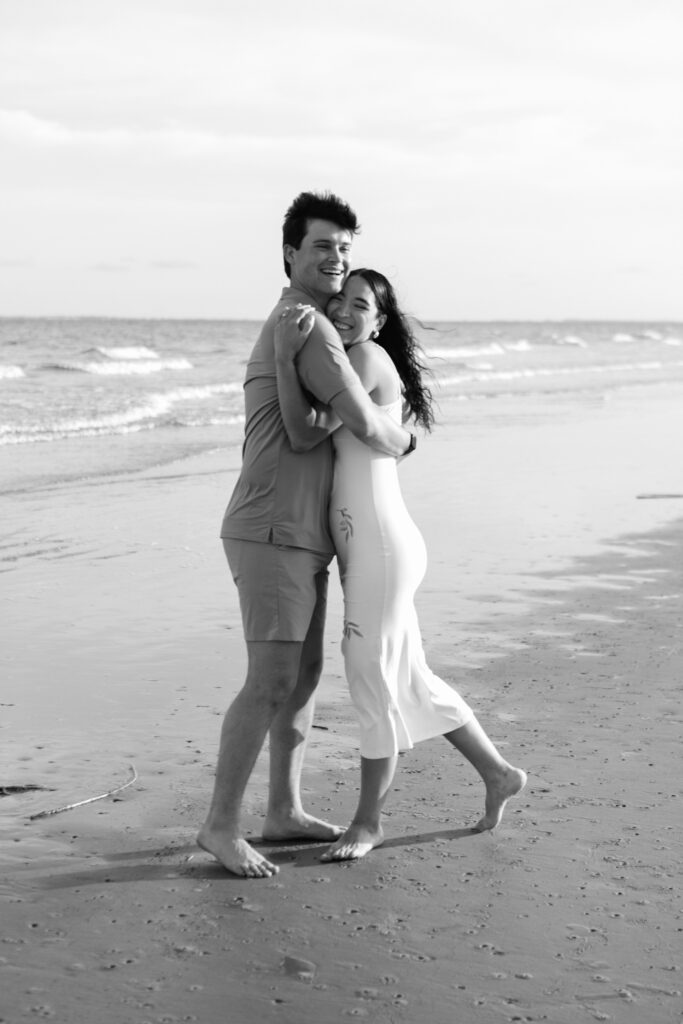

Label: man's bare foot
[472,766,527,833]
[197,825,278,878]
[320,823,384,862]
[262,810,343,843]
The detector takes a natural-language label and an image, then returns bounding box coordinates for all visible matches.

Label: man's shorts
[223,539,332,642]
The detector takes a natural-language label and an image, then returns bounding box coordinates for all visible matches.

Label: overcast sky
[1,0,681,320]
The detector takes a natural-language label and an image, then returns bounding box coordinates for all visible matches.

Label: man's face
[284,219,353,304]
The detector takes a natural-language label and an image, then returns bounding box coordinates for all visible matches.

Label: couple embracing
[198,191,526,878]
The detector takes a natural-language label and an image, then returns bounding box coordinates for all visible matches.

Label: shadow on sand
[34,825,479,888]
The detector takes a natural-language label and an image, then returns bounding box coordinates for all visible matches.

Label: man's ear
[283,244,296,270]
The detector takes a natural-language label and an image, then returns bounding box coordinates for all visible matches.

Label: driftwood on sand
[28,764,138,821]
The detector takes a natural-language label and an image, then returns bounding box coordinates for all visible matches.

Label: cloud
[148,260,199,270]
[0,257,32,268]
[90,261,132,273]
[0,109,75,144]
[1,0,681,317]
[3,102,672,206]
[0,108,212,151]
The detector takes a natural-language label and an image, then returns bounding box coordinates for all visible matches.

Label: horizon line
[1,314,682,325]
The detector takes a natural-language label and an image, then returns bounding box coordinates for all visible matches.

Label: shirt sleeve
[296,319,360,405]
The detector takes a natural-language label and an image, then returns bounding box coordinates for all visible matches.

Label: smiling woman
[327,275,386,348]
[271,266,527,863]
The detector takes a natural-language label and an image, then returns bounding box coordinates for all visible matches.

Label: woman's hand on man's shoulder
[274,304,316,360]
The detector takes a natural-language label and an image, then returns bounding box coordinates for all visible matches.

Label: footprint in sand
[354,987,380,1000]
[281,955,316,983]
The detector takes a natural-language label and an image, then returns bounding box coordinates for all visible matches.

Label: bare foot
[262,810,343,843]
[472,766,527,833]
[197,825,278,878]
[320,823,384,862]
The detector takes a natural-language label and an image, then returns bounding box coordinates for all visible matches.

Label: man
[198,191,415,877]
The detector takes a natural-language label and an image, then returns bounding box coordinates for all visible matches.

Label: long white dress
[330,399,474,759]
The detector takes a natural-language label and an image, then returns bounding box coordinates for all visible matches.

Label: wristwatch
[403,432,417,456]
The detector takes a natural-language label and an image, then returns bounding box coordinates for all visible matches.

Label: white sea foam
[613,332,635,343]
[96,345,159,360]
[162,382,242,404]
[559,335,588,348]
[505,340,533,352]
[180,414,245,428]
[0,365,24,379]
[48,357,193,375]
[426,343,505,360]
[663,336,683,346]
[0,382,242,445]
[437,358,680,390]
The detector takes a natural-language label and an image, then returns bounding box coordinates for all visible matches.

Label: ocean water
[1,316,682,492]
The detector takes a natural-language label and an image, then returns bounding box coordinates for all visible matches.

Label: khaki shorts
[223,539,332,642]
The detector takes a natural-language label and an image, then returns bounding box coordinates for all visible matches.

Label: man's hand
[274,304,316,360]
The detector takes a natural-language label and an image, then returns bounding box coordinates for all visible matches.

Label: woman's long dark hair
[349,269,434,431]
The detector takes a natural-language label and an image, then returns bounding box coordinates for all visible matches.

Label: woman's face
[326,276,386,348]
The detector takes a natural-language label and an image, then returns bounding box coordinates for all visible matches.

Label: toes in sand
[320,824,384,862]
[262,811,343,843]
[197,827,278,878]
[473,766,528,833]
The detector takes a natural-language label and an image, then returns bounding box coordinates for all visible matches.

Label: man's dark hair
[282,191,360,278]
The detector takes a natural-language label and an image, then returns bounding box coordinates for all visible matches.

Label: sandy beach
[2,385,683,1024]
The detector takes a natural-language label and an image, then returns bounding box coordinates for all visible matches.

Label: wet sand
[2,389,683,1023]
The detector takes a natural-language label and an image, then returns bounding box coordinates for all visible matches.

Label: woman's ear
[376,314,387,333]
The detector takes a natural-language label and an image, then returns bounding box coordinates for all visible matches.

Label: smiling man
[198,191,414,877]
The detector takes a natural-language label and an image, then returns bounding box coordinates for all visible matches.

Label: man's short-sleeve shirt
[220,286,359,553]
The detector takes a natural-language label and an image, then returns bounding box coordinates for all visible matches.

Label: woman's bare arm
[276,304,414,458]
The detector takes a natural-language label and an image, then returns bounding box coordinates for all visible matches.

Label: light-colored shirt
[221,286,359,553]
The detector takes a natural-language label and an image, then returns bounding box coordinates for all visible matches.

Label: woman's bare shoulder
[349,342,400,396]
[348,341,392,368]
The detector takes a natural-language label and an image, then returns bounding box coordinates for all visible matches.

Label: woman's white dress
[330,399,474,759]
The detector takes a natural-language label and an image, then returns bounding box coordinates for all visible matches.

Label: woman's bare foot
[320,823,384,862]
[262,810,343,843]
[472,766,527,833]
[197,826,278,878]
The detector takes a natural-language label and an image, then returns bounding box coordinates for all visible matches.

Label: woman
[275,270,526,861]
